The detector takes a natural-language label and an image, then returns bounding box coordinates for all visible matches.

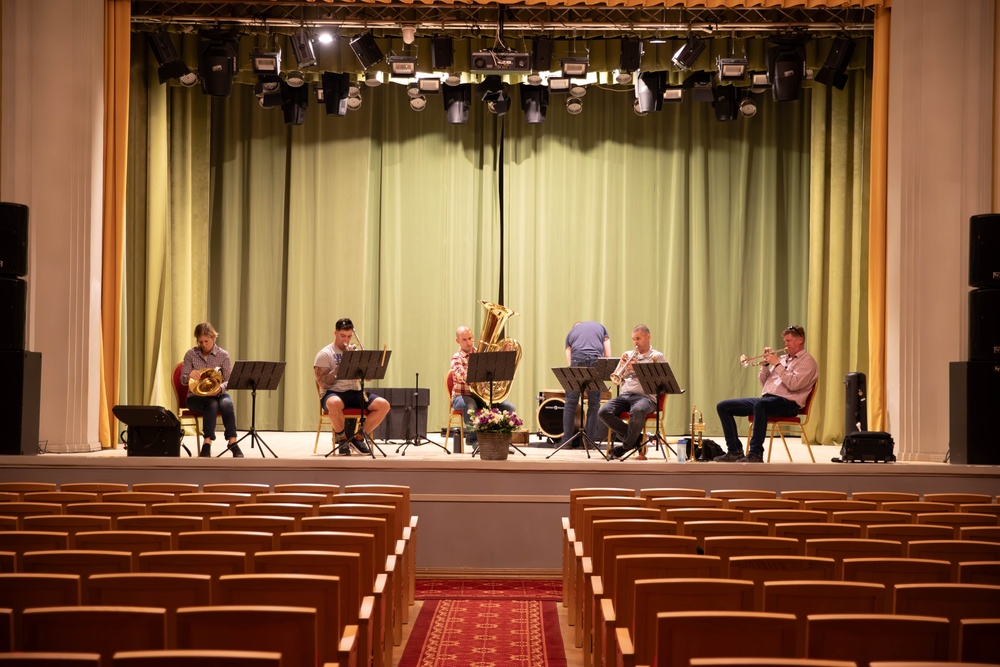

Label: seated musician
[182,322,241,458]
[449,325,516,448]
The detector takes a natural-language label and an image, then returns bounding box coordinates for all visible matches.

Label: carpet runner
[399,580,567,667]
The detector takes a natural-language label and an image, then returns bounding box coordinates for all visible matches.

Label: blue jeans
[186,393,237,441]
[716,394,801,457]
[562,354,602,445]
[599,393,655,449]
[451,394,515,444]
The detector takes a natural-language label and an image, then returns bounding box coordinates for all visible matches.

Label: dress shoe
[713,451,745,462]
[737,453,764,463]
[229,444,244,458]
[199,443,211,458]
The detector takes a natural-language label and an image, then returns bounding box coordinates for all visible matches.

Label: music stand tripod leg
[223,385,277,458]
[546,388,608,460]
[397,375,450,456]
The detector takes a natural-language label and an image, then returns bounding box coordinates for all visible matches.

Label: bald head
[456,326,476,353]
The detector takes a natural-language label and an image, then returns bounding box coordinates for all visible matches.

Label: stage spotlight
[568,82,587,98]
[547,77,570,93]
[445,72,462,87]
[565,96,583,115]
[254,76,283,109]
[767,34,810,102]
[480,76,511,116]
[711,84,738,121]
[350,32,384,70]
[633,98,647,116]
[281,81,308,125]
[635,70,666,113]
[285,70,305,88]
[443,83,471,124]
[717,53,748,81]
[561,56,589,78]
[814,37,856,90]
[410,95,427,111]
[290,28,317,69]
[749,71,771,94]
[198,29,239,97]
[321,71,350,116]
[684,70,715,102]
[663,85,683,103]
[145,31,197,86]
[418,77,442,94]
[520,84,549,124]
[388,55,418,77]
[672,36,706,71]
[251,51,281,76]
[738,93,758,118]
[347,83,363,110]
[615,70,633,85]
[364,71,383,87]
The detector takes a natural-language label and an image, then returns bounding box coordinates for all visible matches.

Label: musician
[314,317,391,456]
[562,321,611,448]
[715,325,818,463]
[599,325,667,459]
[449,325,516,448]
[181,322,241,458]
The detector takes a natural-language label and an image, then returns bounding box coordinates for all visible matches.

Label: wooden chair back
[728,555,837,608]
[132,484,199,495]
[638,488,706,503]
[850,492,920,508]
[959,618,1000,664]
[112,649,282,667]
[65,503,147,526]
[73,531,173,568]
[958,561,1000,585]
[177,530,277,554]
[201,484,270,496]
[116,516,207,547]
[842,558,952,586]
[22,515,113,543]
[0,573,81,649]
[806,613,950,667]
[774,523,862,542]
[831,511,913,537]
[149,503,233,519]
[22,550,131,577]
[21,606,167,663]
[175,605,316,667]
[207,515,296,536]
[711,489,778,504]
[652,611,797,667]
[893,583,1000,659]
[803,538,905,577]
[865,523,953,546]
[85,573,212,644]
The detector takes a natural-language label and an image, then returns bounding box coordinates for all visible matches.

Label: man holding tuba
[182,322,242,458]
[599,324,667,460]
[449,325,517,450]
[714,325,818,463]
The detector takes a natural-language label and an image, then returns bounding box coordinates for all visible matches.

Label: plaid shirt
[181,344,233,393]
[450,348,473,398]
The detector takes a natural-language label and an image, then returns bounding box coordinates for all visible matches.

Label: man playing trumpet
[715,325,818,463]
[182,322,242,458]
[599,324,667,459]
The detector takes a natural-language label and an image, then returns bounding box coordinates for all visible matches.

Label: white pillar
[1,0,105,452]
[886,0,995,461]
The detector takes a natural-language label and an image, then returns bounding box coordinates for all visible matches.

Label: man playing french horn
[599,324,667,460]
[182,322,242,458]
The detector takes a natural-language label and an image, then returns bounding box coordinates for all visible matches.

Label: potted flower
[469,407,523,460]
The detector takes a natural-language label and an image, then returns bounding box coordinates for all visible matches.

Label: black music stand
[466,350,525,457]
[397,372,449,456]
[325,349,392,458]
[618,361,682,461]
[226,360,286,458]
[546,366,609,460]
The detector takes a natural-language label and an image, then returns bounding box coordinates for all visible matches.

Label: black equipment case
[835,431,896,463]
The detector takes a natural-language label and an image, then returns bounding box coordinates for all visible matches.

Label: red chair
[604,393,668,459]
[313,380,366,454]
[172,363,221,443]
[747,384,818,462]
[445,371,466,453]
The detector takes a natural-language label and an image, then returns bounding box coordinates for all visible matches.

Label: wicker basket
[476,431,512,460]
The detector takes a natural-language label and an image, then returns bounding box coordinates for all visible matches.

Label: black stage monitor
[112,405,184,457]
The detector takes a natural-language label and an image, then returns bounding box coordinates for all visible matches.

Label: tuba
[188,367,223,396]
[470,300,522,405]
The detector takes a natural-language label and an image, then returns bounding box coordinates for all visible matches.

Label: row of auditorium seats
[0,482,416,667]
[561,488,1000,667]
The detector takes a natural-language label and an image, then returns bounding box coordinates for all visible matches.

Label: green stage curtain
[124,33,871,447]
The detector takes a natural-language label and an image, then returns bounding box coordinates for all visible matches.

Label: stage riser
[1,458,998,571]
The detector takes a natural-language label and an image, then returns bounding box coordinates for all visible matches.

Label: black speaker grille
[0,202,28,277]
[970,214,1000,287]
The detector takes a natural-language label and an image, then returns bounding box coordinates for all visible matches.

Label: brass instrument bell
[188,367,223,396]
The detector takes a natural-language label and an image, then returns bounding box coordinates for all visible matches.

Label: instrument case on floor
[834,431,896,463]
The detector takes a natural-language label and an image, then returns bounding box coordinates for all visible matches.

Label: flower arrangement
[468,407,523,433]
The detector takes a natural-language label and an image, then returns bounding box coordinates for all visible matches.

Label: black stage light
[672,36,706,71]
[251,51,281,77]
[767,34,810,102]
[711,84,738,121]
[635,70,666,113]
[350,32,384,70]
[443,83,471,124]
[520,84,549,124]
[254,75,283,109]
[388,55,418,77]
[814,37,856,90]
[281,81,308,125]
[198,30,239,97]
[620,37,643,73]
[321,71,350,116]
[290,28,317,69]
[145,31,197,86]
[684,70,715,103]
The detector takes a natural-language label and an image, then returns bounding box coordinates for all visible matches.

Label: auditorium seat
[150,503,233,520]
[175,605,315,667]
[803,538,905,578]
[112,649,282,667]
[638,488,706,503]
[177,530,276,554]
[254,492,330,507]
[842,558,953,587]
[21,606,167,663]
[663,508,744,535]
[65,503,147,527]
[137,551,248,600]
[201,483,270,496]
[116,515,206,548]
[865,523,954,546]
[233,502,316,530]
[131,483,199,495]
[774,523,862,542]
[0,502,63,525]
[23,492,100,507]
[906,540,1000,579]
[958,526,1000,543]
[2,531,71,568]
[207,515,296,536]
[649,496,725,510]
[957,504,1000,519]
[684,521,771,550]
[0,482,57,498]
[177,493,253,506]
[703,536,802,573]
[915,513,998,538]
[21,515,113,544]
[780,490,849,506]
[762,581,889,653]
[0,573,81,649]
[880,501,954,517]
[958,561,1000,585]
[73,531,173,569]
[748,510,829,535]
[728,556,837,609]
[645,610,796,667]
[59,482,129,498]
[831,511,913,537]
[0,652,101,667]
[803,500,878,514]
[922,492,993,507]
[273,482,341,497]
[893,583,1000,659]
[85,572,212,644]
[102,492,178,506]
[343,483,417,605]
[806,614,950,667]
[711,489,779,504]
[22,550,132,577]
[729,498,801,517]
[959,618,1000,664]
[850,492,920,507]
[692,659,855,667]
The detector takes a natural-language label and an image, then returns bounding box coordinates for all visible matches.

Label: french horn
[188,367,223,396]
[470,300,522,405]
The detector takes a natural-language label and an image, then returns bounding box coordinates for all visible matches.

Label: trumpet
[739,346,787,367]
[611,347,640,385]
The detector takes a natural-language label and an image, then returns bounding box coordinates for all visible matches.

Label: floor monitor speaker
[112,405,183,456]
[0,278,27,351]
[969,288,1000,361]
[0,351,41,455]
[970,213,1000,287]
[0,202,28,277]
[949,361,1000,465]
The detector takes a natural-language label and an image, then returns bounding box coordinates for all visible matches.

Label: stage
[1,431,997,575]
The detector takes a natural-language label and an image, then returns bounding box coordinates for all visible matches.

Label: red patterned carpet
[400,580,567,667]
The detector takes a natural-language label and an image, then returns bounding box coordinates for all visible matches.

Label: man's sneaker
[199,443,211,458]
[229,444,244,458]
[737,453,764,463]
[338,443,351,456]
[609,445,628,460]
[713,451,745,462]
[352,435,372,455]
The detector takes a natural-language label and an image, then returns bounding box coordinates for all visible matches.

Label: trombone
[739,347,787,367]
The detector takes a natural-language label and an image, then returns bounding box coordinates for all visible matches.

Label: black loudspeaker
[949,361,1000,465]
[0,202,28,277]
[619,37,643,72]
[0,278,27,351]
[370,388,429,441]
[970,213,1000,287]
[844,372,868,436]
[431,37,453,71]
[112,405,183,457]
[531,36,553,72]
[0,351,41,455]
[969,288,1000,361]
